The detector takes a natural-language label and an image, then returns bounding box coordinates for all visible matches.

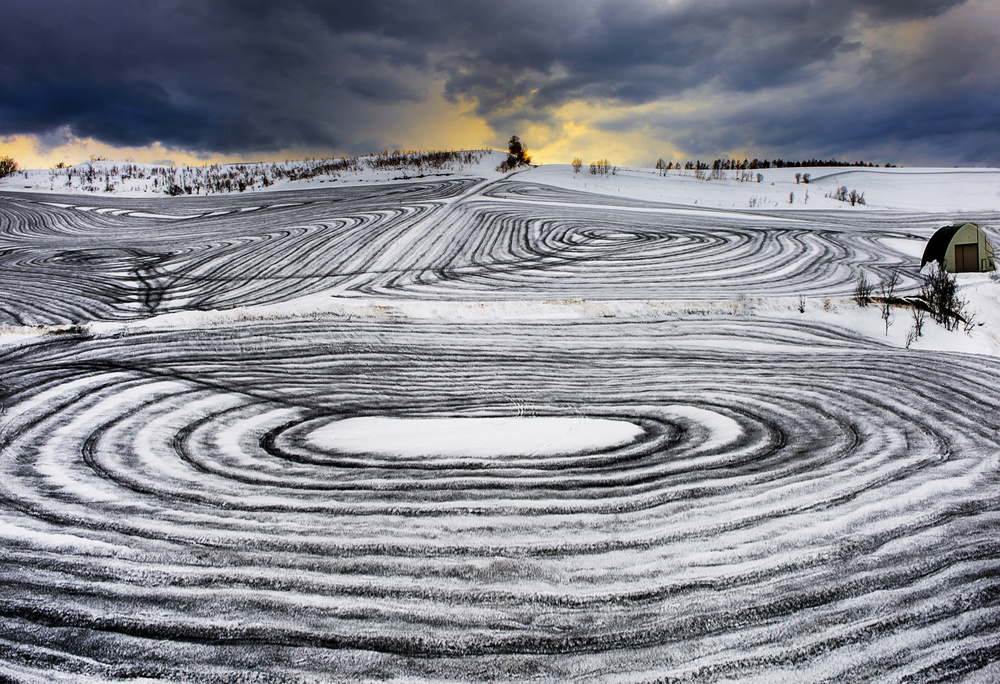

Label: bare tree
[911,308,925,338]
[880,298,892,334]
[571,157,582,174]
[853,272,874,307]
[878,271,899,334]
[879,269,899,300]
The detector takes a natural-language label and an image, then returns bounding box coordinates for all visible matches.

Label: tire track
[2,181,984,324]
[0,318,997,680]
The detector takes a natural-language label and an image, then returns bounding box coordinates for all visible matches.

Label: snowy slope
[526,163,1000,212]
[1,157,1000,682]
[0,150,508,197]
[5,159,997,355]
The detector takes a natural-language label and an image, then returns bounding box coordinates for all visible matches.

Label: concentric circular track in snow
[1,318,998,680]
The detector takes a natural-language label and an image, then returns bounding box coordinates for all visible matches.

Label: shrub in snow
[828,186,866,206]
[590,159,612,176]
[962,310,978,334]
[853,272,874,307]
[497,135,531,172]
[906,308,926,348]
[0,155,19,178]
[920,262,964,331]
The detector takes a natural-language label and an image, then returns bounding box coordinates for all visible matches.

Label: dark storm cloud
[830,0,965,19]
[0,0,438,152]
[341,75,424,105]
[432,0,970,104]
[1,0,992,163]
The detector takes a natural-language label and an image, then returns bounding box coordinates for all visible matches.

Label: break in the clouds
[2,0,998,165]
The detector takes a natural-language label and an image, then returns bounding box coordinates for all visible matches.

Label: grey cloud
[342,75,425,105]
[0,0,991,165]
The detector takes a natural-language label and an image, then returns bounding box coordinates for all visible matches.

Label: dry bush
[920,263,964,331]
[0,155,18,178]
[853,272,874,307]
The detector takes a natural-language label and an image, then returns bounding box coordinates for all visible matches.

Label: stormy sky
[2,0,999,167]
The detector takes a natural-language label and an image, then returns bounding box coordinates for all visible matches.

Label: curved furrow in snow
[1,180,936,325]
[353,197,920,299]
[0,188,445,324]
[1,318,998,680]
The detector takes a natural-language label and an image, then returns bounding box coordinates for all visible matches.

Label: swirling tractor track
[3,179,994,325]
[0,181,469,325]
[1,316,999,682]
[1,178,999,681]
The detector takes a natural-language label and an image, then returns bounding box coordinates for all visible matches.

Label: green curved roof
[921,223,974,267]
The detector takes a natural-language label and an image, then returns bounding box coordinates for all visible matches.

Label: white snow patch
[126,211,201,220]
[307,416,644,458]
[79,275,1000,358]
[880,237,926,259]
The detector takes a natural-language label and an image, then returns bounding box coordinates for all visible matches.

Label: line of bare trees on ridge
[26,150,485,195]
[683,157,893,171]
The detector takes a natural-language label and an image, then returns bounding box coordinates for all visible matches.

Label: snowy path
[1,177,999,681]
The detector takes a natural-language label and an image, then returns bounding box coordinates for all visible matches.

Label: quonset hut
[921,223,996,273]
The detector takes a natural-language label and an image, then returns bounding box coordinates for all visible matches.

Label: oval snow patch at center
[306,416,644,458]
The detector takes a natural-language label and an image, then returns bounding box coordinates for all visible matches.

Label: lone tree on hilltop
[498,135,532,172]
[0,155,19,178]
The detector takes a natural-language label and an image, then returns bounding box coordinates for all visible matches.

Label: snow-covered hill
[4,150,999,213]
[1,155,1000,682]
[6,156,996,354]
[0,149,507,197]
[529,163,1000,213]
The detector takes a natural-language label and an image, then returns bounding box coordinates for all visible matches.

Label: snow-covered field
[1,153,999,681]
